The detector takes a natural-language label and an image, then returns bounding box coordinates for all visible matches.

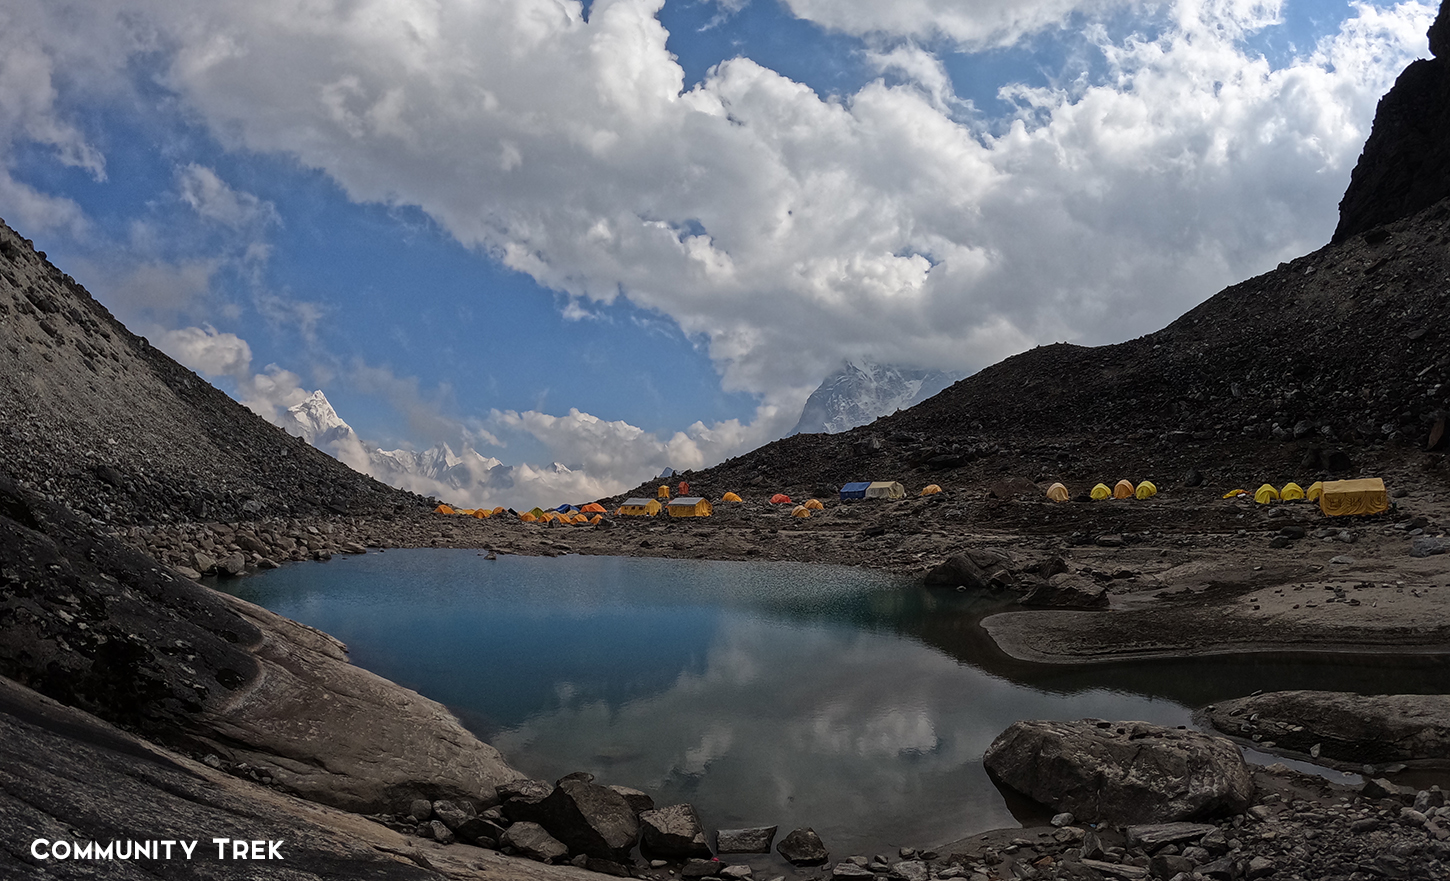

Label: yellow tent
[791,505,811,518]
[1223,489,1248,498]
[619,498,662,516]
[1306,481,1324,502]
[866,481,907,500]
[804,498,825,510]
[1046,482,1070,502]
[1135,480,1157,500]
[722,492,742,502]
[658,485,671,499]
[668,497,713,518]
[920,484,942,496]
[572,513,590,523]
[434,504,457,514]
[1320,478,1388,516]
[1091,483,1112,500]
[1113,479,1134,499]
[1254,484,1280,504]
[1280,482,1305,501]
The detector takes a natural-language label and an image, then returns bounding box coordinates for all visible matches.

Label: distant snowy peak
[791,360,963,435]
[279,389,357,448]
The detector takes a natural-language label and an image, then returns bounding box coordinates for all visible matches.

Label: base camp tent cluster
[1226,478,1387,516]
[1050,480,1157,501]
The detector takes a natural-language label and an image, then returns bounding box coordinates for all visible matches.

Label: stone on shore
[716,826,778,854]
[610,784,656,814]
[503,821,570,863]
[777,827,829,865]
[640,803,712,859]
[983,720,1252,824]
[683,858,724,877]
[832,862,874,879]
[1019,573,1109,609]
[532,773,642,861]
[1205,691,1450,765]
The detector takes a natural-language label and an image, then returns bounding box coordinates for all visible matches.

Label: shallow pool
[225,550,1448,858]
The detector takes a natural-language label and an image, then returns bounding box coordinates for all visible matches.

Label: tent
[573,513,590,523]
[1254,484,1280,504]
[471,508,490,519]
[658,485,671,499]
[1319,478,1388,516]
[678,481,690,496]
[791,505,811,518]
[804,498,825,510]
[920,484,942,496]
[1113,479,1134,499]
[770,493,792,504]
[1280,482,1305,501]
[722,492,743,502]
[619,498,662,516]
[1223,489,1248,498]
[1046,482,1070,502]
[840,482,870,500]
[527,507,547,519]
[1090,483,1112,500]
[865,481,906,500]
[581,503,607,513]
[590,514,604,524]
[555,504,579,513]
[434,504,456,514]
[1306,481,1324,502]
[492,507,507,515]
[1135,480,1157,500]
[519,512,537,522]
[668,497,713,518]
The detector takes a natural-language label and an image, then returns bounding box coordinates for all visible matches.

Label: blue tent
[840,482,870,500]
[555,504,579,513]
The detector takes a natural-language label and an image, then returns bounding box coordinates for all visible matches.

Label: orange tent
[492,506,506,515]
[722,492,742,502]
[791,505,811,518]
[471,508,490,519]
[434,504,456,514]
[581,503,606,513]
[519,512,537,522]
[770,493,792,504]
[804,499,825,510]
[1046,482,1069,502]
[589,514,603,524]
[1113,480,1134,499]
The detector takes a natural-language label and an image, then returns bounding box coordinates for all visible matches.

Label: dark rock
[1278,526,1306,539]
[502,821,569,863]
[1094,534,1125,548]
[609,784,655,815]
[683,858,723,877]
[1124,822,1217,850]
[431,799,470,830]
[716,826,777,854]
[499,778,554,821]
[640,803,712,859]
[453,816,507,847]
[218,551,247,576]
[1183,469,1203,488]
[1363,777,1413,802]
[982,719,1252,824]
[889,859,929,881]
[1020,573,1109,609]
[832,862,875,880]
[1205,692,1450,765]
[1325,449,1354,473]
[1410,536,1450,557]
[923,555,988,590]
[429,820,455,845]
[532,774,641,861]
[777,827,829,865]
[587,858,633,876]
[409,798,433,822]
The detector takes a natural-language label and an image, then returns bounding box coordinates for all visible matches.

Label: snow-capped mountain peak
[790,359,963,435]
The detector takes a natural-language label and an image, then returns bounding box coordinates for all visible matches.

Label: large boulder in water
[640,803,712,858]
[983,719,1252,825]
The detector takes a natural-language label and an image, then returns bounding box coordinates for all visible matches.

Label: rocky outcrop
[1205,691,1450,766]
[0,475,521,817]
[983,720,1253,825]
[527,773,641,862]
[1334,0,1450,242]
[1018,573,1109,609]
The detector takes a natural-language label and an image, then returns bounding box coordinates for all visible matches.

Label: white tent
[865,481,906,500]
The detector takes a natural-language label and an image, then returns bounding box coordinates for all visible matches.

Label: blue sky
[0,0,1436,506]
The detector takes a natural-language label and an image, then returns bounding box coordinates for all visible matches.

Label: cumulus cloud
[155,324,253,379]
[177,163,279,231]
[1,0,1436,469]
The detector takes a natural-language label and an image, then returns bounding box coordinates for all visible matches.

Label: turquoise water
[227,550,1448,858]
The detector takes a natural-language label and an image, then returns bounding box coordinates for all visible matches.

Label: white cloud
[155,324,253,379]
[0,0,1436,454]
[177,163,279,231]
[784,0,1137,49]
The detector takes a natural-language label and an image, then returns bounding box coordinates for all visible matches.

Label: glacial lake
[225,550,1450,860]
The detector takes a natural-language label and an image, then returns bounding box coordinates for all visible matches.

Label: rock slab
[716,826,778,854]
[640,803,712,859]
[983,719,1252,824]
[777,827,829,865]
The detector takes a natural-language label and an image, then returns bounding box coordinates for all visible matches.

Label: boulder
[609,784,655,815]
[429,820,455,845]
[982,720,1252,824]
[682,858,723,877]
[1410,536,1450,557]
[503,821,569,863]
[499,778,554,821]
[716,826,777,854]
[640,803,712,859]
[833,862,874,880]
[1019,573,1108,609]
[431,799,471,830]
[890,859,929,881]
[409,798,433,822]
[777,827,829,865]
[453,815,507,847]
[532,774,641,861]
[1205,692,1450,764]
[192,551,217,574]
[923,555,988,590]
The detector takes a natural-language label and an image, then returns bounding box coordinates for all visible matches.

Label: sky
[0,0,1437,507]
